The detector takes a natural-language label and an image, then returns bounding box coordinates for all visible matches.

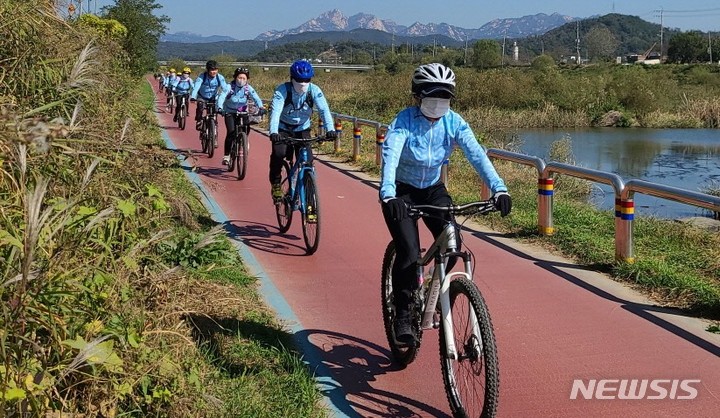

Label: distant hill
[157,29,461,61]
[160,31,238,43]
[517,13,680,58]
[157,14,684,62]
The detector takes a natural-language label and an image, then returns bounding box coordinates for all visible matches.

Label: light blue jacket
[380,107,507,200]
[218,81,263,114]
[163,74,178,89]
[268,82,334,134]
[171,76,194,95]
[190,72,229,101]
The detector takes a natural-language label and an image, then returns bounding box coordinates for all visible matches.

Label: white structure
[513,41,519,61]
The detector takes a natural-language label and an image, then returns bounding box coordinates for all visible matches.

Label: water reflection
[518,128,720,219]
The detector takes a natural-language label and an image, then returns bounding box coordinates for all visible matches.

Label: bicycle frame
[417,221,480,361]
[285,144,315,214]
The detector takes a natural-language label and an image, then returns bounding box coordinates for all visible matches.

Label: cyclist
[163,68,178,107]
[267,59,337,200]
[379,63,512,344]
[171,67,195,122]
[218,67,264,165]
[190,60,229,132]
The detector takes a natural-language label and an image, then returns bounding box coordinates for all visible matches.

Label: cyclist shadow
[223,219,309,257]
[296,328,452,418]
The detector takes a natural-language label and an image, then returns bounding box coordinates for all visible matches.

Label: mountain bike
[380,200,500,418]
[227,108,265,180]
[175,94,189,130]
[274,135,332,255]
[165,89,175,113]
[198,102,218,158]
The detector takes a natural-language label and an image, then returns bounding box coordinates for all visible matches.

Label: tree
[585,25,619,62]
[471,40,501,70]
[102,0,169,75]
[667,31,706,63]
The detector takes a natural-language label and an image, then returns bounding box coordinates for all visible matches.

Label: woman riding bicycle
[190,60,229,131]
[379,63,512,344]
[171,67,194,122]
[267,59,337,201]
[218,67,264,165]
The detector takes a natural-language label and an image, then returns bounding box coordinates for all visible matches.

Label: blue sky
[82,1,720,39]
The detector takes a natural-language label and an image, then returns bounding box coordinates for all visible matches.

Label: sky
[81,0,720,39]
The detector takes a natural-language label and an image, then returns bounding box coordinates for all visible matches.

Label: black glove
[383,198,407,221]
[325,130,338,140]
[258,108,267,116]
[190,98,196,102]
[270,133,280,143]
[492,192,512,217]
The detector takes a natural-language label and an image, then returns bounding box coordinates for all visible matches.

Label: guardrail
[320,112,720,263]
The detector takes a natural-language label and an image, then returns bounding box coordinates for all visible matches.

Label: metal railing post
[375,123,385,166]
[352,121,361,161]
[538,177,554,235]
[334,120,343,153]
[615,196,635,263]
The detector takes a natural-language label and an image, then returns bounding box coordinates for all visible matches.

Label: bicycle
[380,200,500,418]
[227,108,265,180]
[165,89,175,114]
[274,134,332,255]
[197,102,218,158]
[175,94,189,130]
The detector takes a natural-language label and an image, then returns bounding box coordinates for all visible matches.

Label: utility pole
[654,8,664,59]
[464,34,468,66]
[576,21,581,65]
[502,30,506,67]
[433,37,436,57]
[709,32,713,64]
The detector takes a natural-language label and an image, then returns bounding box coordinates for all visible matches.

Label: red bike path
[151,84,719,417]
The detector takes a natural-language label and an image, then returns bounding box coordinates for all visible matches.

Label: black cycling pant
[381,181,459,312]
[195,97,215,121]
[223,113,250,155]
[268,129,311,184]
[174,94,189,117]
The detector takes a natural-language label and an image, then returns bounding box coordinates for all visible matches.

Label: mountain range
[161,9,579,43]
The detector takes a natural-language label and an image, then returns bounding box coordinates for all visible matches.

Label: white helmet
[412,63,456,97]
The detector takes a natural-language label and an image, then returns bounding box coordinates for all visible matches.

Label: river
[517,128,720,219]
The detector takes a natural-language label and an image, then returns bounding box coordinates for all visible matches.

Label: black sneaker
[394,311,416,345]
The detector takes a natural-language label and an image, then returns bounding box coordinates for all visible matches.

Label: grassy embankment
[1,2,326,416]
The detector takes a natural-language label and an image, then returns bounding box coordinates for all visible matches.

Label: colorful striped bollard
[352,126,362,161]
[538,177,554,235]
[375,130,385,166]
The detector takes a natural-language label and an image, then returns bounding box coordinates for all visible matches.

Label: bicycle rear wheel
[275,161,292,233]
[236,131,248,180]
[439,278,499,418]
[300,170,320,254]
[380,242,421,366]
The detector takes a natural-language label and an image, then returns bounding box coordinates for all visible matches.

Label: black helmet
[206,60,218,71]
[233,67,250,78]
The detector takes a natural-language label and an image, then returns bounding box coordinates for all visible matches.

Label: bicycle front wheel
[439,278,499,418]
[300,170,320,254]
[275,161,292,233]
[178,106,186,130]
[236,131,248,180]
[206,119,215,158]
[380,242,421,366]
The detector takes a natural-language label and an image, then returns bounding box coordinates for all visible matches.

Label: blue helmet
[290,60,314,80]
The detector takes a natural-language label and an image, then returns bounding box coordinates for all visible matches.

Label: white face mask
[237,78,247,86]
[292,80,310,94]
[420,97,451,119]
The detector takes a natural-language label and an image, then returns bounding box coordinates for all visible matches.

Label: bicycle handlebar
[274,135,333,145]
[408,200,497,217]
